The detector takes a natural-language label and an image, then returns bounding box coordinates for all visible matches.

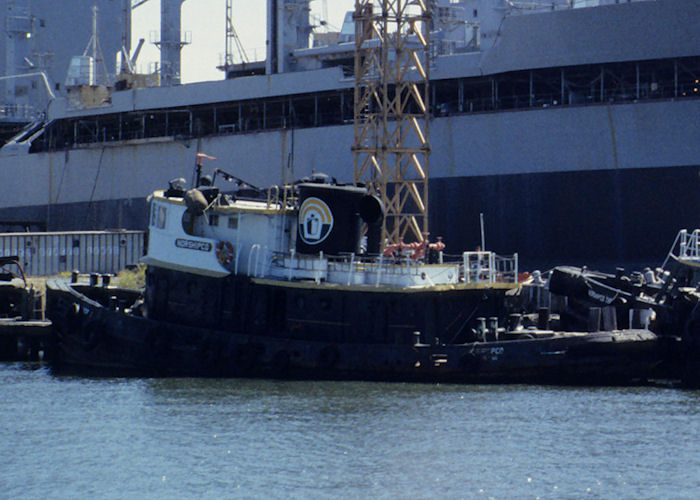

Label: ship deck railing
[662,229,700,268]
[268,250,519,285]
[458,251,519,284]
[265,185,298,212]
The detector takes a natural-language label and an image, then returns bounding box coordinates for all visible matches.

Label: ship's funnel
[266,0,312,74]
[157,0,189,86]
[296,182,383,256]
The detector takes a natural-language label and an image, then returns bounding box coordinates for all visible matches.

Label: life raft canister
[216,241,235,266]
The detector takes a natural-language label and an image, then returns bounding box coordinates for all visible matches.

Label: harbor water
[2,363,699,499]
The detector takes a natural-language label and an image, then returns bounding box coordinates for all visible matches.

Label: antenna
[224,0,249,73]
[81,5,110,86]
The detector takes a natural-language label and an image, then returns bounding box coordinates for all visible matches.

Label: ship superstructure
[0,0,127,136]
[0,0,699,268]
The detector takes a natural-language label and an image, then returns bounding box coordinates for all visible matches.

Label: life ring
[216,241,235,266]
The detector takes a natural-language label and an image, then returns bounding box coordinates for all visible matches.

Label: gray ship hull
[1,97,698,269]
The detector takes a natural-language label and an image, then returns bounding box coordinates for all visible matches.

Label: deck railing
[662,229,700,268]
[679,230,700,261]
[268,249,519,285]
[461,251,519,284]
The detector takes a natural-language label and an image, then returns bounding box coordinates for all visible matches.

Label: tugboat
[44,2,659,384]
[44,169,659,384]
[538,229,700,387]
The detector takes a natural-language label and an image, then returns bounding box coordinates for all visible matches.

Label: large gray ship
[0,0,698,269]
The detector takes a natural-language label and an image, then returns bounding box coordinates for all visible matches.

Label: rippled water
[2,363,699,499]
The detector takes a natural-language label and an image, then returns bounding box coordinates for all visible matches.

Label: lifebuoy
[216,241,235,266]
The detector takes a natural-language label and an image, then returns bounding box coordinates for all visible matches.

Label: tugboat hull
[46,279,660,385]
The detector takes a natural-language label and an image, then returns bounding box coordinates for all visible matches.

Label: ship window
[473,9,477,17]
[181,211,195,235]
[158,206,167,228]
[209,214,219,226]
[228,216,238,229]
[152,205,166,229]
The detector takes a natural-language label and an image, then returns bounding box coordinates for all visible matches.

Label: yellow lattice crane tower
[352,0,432,248]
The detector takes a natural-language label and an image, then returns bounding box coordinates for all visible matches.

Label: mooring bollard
[413,331,422,346]
[109,296,119,311]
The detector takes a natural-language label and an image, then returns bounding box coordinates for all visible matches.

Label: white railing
[460,251,519,284]
[269,249,328,283]
[662,229,700,268]
[495,252,519,283]
[329,254,455,287]
[263,250,520,286]
[328,253,430,279]
[285,251,518,284]
[266,184,297,212]
[679,230,700,261]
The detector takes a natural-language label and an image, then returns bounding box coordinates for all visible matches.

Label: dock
[0,318,53,361]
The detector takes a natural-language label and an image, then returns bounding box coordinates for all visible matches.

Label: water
[2,363,699,499]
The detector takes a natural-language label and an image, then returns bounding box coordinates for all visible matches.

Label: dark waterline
[2,363,699,499]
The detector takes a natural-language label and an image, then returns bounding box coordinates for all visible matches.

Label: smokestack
[158,0,187,85]
[266,0,311,75]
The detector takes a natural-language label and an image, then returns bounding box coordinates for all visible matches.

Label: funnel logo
[299,197,333,245]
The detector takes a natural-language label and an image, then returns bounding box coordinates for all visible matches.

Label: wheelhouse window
[151,204,167,229]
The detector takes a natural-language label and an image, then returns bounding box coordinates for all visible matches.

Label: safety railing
[267,250,519,286]
[679,230,700,261]
[266,184,297,212]
[461,251,519,284]
[662,229,700,268]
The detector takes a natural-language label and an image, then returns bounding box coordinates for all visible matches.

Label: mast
[352,0,432,247]
[91,5,99,66]
[81,4,109,86]
[224,0,248,75]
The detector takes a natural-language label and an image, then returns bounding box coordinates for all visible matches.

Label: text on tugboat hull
[175,239,213,252]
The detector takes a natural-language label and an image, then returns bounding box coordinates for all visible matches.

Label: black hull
[46,279,660,385]
[543,263,700,386]
[431,165,700,270]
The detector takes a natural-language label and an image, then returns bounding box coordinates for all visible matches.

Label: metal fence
[0,231,145,276]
